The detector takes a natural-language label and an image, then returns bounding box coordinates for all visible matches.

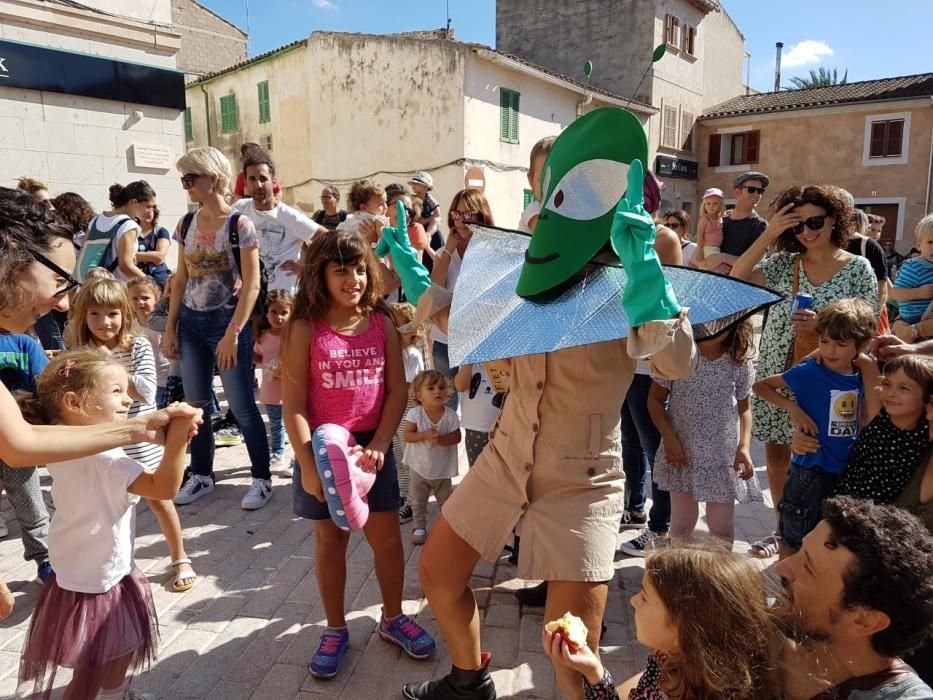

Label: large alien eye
[544,159,630,221]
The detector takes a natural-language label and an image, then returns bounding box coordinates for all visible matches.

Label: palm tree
[785,67,848,90]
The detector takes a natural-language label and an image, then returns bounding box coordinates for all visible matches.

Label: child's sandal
[750,534,781,559]
[171,558,198,592]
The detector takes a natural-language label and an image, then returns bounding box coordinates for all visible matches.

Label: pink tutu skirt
[19,567,158,700]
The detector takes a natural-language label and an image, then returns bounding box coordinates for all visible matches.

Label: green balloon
[652,43,666,62]
[584,60,593,77]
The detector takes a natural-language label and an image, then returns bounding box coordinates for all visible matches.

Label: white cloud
[781,40,834,68]
[312,0,337,8]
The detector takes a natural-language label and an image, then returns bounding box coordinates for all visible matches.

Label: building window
[869,119,904,158]
[500,88,520,144]
[183,107,193,142]
[680,111,694,152]
[220,94,239,133]
[257,81,271,124]
[708,130,760,167]
[262,134,273,152]
[681,25,696,56]
[664,14,679,46]
[523,188,534,209]
[661,106,678,148]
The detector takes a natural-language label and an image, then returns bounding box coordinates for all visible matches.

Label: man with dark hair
[777,496,933,698]
[234,142,281,199]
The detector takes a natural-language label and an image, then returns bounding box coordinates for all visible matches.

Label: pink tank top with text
[307,315,386,432]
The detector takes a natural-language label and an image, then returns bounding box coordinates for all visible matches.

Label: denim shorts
[293,429,401,520]
[778,463,840,551]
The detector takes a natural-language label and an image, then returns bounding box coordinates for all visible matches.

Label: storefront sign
[655,155,698,180]
[0,38,185,110]
[131,144,173,170]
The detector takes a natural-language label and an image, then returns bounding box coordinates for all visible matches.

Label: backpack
[180,211,266,319]
[75,215,132,282]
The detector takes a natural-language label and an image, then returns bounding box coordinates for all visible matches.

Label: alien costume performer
[377,108,780,700]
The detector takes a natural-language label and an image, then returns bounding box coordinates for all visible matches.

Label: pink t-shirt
[253,331,283,405]
[307,314,386,432]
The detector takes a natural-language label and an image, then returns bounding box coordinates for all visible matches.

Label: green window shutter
[220,94,239,133]
[523,188,534,208]
[183,107,193,141]
[509,90,520,144]
[257,81,271,124]
[499,89,520,144]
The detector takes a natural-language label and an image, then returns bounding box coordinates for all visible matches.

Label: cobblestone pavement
[0,439,774,699]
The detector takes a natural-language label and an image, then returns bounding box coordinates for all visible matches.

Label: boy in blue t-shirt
[754,299,880,556]
[0,331,53,582]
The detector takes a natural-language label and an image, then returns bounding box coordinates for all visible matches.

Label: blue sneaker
[379,613,435,659]
[36,561,53,585]
[309,628,349,679]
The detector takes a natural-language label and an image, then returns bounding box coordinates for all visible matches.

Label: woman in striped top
[69,277,198,592]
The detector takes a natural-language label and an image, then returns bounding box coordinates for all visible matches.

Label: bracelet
[438,248,452,259]
[228,321,243,336]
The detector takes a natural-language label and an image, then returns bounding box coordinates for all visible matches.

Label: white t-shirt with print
[459,364,501,432]
[403,405,460,480]
[233,199,320,294]
[47,448,144,593]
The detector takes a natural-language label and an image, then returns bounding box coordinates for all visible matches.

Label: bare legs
[543,581,608,700]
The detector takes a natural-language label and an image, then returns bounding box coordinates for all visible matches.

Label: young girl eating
[70,277,196,592]
[282,229,435,679]
[17,349,197,700]
[542,545,782,699]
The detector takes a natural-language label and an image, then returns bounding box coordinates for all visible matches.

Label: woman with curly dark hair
[730,184,878,559]
[50,192,94,240]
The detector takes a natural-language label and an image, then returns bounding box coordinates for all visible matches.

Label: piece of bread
[544,612,588,652]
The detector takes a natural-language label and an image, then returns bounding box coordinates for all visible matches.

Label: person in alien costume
[377,108,780,700]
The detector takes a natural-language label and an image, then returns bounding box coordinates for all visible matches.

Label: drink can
[790,293,814,316]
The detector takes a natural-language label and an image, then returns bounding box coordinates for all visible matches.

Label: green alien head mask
[516,107,648,299]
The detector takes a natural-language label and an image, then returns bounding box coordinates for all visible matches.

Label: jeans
[620,373,670,533]
[431,340,459,410]
[178,305,270,480]
[265,404,285,454]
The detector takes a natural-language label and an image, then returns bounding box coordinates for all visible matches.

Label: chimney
[774,42,784,92]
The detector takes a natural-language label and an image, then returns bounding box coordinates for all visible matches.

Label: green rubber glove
[375,201,432,304]
[610,159,682,327]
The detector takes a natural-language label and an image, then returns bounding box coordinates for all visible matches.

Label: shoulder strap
[180,211,196,245]
[228,212,243,275]
[792,256,802,297]
[861,236,868,258]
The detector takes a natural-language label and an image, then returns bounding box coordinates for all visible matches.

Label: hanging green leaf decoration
[584,60,593,78]
[652,43,666,62]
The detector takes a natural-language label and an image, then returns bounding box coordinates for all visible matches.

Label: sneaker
[0,516,7,539]
[398,503,413,524]
[270,451,285,469]
[214,427,243,447]
[619,509,647,530]
[411,528,427,545]
[173,474,215,505]
[35,561,53,585]
[241,478,273,510]
[309,628,349,679]
[379,613,436,659]
[620,529,660,558]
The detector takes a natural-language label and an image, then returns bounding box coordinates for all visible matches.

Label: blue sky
[200,0,927,92]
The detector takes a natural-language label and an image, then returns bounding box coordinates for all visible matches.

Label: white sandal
[171,558,198,592]
[750,534,781,559]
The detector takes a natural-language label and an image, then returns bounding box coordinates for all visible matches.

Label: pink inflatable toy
[312,423,377,531]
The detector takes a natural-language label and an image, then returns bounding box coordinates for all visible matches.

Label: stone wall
[172,0,247,79]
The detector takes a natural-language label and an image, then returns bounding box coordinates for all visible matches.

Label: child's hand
[426,429,440,443]
[355,443,386,472]
[0,580,13,621]
[789,406,818,436]
[662,434,687,467]
[791,428,820,456]
[541,629,603,687]
[921,283,933,299]
[733,447,755,480]
[300,467,325,502]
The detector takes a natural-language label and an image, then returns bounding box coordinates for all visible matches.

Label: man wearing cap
[409,171,443,240]
[695,171,769,272]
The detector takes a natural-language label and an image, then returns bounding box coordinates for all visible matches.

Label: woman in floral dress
[730,185,877,556]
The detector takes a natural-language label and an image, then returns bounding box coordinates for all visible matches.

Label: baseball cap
[408,171,433,189]
[733,171,770,189]
[703,187,724,199]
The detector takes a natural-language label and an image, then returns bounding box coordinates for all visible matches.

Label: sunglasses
[180,173,203,188]
[743,186,766,195]
[451,210,482,223]
[788,216,828,236]
[665,221,683,230]
[31,250,81,297]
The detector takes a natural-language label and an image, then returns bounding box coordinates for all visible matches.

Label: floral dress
[752,252,877,444]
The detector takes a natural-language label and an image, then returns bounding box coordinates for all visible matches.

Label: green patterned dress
[752,252,878,444]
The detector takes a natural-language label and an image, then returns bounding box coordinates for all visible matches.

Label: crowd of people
[0,126,929,700]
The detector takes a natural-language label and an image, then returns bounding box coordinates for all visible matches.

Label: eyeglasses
[743,186,766,195]
[451,210,482,223]
[665,221,682,230]
[31,250,81,297]
[180,173,203,188]
[788,215,828,236]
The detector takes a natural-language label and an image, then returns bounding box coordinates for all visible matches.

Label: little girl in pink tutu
[17,349,196,700]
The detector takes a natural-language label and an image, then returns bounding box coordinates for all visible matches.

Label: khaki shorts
[443,415,623,582]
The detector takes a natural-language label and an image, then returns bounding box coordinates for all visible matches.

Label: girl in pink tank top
[281,229,435,676]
